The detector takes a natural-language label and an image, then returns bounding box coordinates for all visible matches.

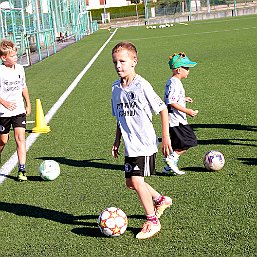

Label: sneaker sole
[162,168,185,176]
[17,176,27,182]
[136,226,161,239]
[18,178,27,182]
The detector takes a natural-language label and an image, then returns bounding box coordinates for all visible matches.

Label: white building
[86,0,132,10]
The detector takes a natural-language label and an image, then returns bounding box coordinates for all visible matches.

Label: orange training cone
[32,99,50,133]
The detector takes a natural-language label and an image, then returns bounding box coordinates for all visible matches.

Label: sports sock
[146,213,159,225]
[18,164,26,172]
[153,195,165,205]
[171,151,179,160]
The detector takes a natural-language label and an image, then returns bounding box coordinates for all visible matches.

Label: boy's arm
[0,97,17,111]
[112,123,122,158]
[22,85,31,116]
[170,102,198,118]
[159,107,172,157]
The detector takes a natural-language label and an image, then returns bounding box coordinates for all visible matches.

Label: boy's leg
[145,182,173,218]
[14,127,27,181]
[163,150,186,175]
[127,176,161,239]
[127,176,156,215]
[0,116,11,162]
[0,133,9,152]
[14,127,26,164]
[0,134,9,163]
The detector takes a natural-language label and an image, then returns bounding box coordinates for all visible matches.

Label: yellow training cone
[32,99,50,133]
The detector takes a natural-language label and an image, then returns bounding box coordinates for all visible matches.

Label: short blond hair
[112,41,138,58]
[0,39,17,57]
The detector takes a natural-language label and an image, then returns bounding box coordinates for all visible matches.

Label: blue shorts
[124,154,156,178]
[0,113,26,134]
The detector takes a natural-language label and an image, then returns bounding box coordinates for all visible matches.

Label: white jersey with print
[0,64,26,117]
[112,74,166,157]
[164,76,188,127]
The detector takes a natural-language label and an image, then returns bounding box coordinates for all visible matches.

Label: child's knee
[125,179,135,190]
[0,134,9,145]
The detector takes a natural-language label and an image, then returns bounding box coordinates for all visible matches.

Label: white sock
[172,151,180,160]
[167,151,179,161]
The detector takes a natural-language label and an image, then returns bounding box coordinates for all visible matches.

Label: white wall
[87,0,131,10]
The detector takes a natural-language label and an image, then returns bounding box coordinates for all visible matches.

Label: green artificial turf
[0,15,256,257]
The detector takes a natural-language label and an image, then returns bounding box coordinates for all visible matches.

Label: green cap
[168,52,197,69]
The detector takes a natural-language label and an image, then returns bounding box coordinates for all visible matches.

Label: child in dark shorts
[111,42,173,239]
[0,39,31,181]
[163,52,198,175]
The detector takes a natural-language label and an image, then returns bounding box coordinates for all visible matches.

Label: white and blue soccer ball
[39,160,60,181]
[98,207,128,237]
[203,150,225,171]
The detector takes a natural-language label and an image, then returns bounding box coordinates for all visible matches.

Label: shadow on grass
[181,167,212,172]
[238,157,257,166]
[191,124,257,146]
[158,124,257,147]
[72,214,144,237]
[197,138,257,147]
[72,225,140,238]
[155,167,209,175]
[0,202,144,237]
[36,156,124,171]
[0,202,92,225]
[0,173,46,182]
[190,124,257,131]
[158,137,257,147]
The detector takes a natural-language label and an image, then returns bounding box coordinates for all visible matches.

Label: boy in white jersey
[0,39,31,181]
[111,41,172,239]
[163,52,198,175]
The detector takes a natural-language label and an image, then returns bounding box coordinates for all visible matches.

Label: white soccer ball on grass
[203,150,225,171]
[98,207,128,237]
[39,160,60,181]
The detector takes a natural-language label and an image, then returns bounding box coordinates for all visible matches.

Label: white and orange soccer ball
[98,207,128,237]
[203,150,225,171]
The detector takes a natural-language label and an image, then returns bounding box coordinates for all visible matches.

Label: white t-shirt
[112,74,166,157]
[0,64,26,117]
[164,76,188,127]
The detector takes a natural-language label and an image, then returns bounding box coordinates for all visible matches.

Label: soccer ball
[98,207,128,237]
[39,160,60,181]
[203,150,225,171]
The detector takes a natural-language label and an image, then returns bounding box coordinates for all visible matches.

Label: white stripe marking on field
[0,28,118,184]
[129,26,257,42]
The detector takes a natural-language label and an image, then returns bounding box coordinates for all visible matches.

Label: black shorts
[124,154,156,178]
[0,113,26,134]
[169,124,197,151]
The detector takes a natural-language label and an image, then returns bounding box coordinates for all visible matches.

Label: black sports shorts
[0,113,26,134]
[124,153,156,178]
[169,124,197,151]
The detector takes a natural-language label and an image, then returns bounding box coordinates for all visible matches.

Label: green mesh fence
[0,0,98,64]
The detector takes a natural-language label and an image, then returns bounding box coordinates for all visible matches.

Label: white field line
[127,26,257,42]
[0,28,118,184]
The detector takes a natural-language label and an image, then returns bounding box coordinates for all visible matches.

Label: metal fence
[0,0,98,65]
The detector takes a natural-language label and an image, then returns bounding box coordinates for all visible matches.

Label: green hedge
[90,4,145,22]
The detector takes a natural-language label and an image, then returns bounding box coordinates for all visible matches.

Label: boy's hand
[187,109,198,118]
[112,145,120,158]
[185,97,193,103]
[162,135,172,157]
[5,101,17,111]
[26,105,31,116]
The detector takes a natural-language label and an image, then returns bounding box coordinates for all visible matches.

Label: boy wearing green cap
[163,52,198,175]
